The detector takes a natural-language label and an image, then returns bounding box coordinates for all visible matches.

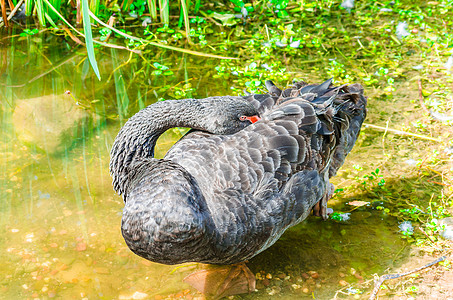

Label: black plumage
[109,79,367,265]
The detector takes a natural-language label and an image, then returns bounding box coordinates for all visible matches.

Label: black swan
[110,79,367,298]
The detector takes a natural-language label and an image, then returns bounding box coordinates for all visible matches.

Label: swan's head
[197,97,260,135]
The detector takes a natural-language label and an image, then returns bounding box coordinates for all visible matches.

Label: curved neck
[110,99,214,197]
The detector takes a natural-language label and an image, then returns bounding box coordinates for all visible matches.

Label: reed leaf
[44,12,58,27]
[25,0,33,16]
[81,0,101,80]
[111,48,130,122]
[194,0,200,13]
[1,0,8,27]
[42,0,139,54]
[42,0,82,31]
[46,0,60,20]
[159,0,169,24]
[35,0,46,26]
[89,0,100,17]
[179,0,190,42]
[43,0,237,61]
[89,11,238,60]
[121,0,132,11]
[148,0,157,20]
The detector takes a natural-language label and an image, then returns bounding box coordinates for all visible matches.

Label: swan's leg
[183,262,255,299]
[312,182,334,220]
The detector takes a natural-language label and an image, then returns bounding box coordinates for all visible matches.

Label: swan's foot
[183,262,255,299]
[312,183,334,220]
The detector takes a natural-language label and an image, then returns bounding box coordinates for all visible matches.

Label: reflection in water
[0,35,407,299]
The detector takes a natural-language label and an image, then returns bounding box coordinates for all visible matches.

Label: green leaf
[212,12,238,26]
[277,10,289,18]
[81,0,101,80]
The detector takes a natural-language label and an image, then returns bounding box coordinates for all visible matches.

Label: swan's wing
[166,80,366,203]
[197,169,327,263]
[165,115,328,263]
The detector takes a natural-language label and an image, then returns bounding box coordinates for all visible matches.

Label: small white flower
[289,40,301,48]
[399,221,414,234]
[339,213,351,221]
[445,56,453,70]
[141,17,152,27]
[341,0,355,12]
[396,22,410,40]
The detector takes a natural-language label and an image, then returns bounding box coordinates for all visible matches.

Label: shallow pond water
[0,34,419,300]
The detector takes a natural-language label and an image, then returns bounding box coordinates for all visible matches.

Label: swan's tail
[327,82,367,177]
[264,79,367,177]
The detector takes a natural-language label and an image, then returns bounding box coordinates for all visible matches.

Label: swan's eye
[239,115,261,123]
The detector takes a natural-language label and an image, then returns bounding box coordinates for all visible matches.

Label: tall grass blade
[89,11,238,59]
[42,0,82,33]
[148,0,157,20]
[111,48,130,123]
[46,0,61,20]
[44,12,58,27]
[35,0,46,26]
[43,0,100,78]
[159,0,169,24]
[81,0,101,80]
[1,0,8,27]
[25,0,33,16]
[194,0,200,13]
[89,0,100,17]
[121,0,133,11]
[180,0,190,42]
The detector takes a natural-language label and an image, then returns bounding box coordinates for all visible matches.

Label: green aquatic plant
[19,28,39,36]
[129,0,147,16]
[152,62,173,76]
[330,212,351,222]
[400,206,425,222]
[98,28,112,41]
[353,167,386,192]
[424,218,446,236]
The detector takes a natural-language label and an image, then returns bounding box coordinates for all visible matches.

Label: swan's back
[166,80,367,194]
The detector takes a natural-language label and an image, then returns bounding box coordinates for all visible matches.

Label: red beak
[245,115,261,124]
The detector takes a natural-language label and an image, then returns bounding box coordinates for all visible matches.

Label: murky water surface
[1,35,410,299]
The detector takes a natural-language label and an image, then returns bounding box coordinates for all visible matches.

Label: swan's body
[110,79,367,267]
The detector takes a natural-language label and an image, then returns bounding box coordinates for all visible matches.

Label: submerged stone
[440,217,453,240]
[13,93,101,154]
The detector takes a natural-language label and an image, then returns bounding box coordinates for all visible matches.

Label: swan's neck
[109,99,211,197]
